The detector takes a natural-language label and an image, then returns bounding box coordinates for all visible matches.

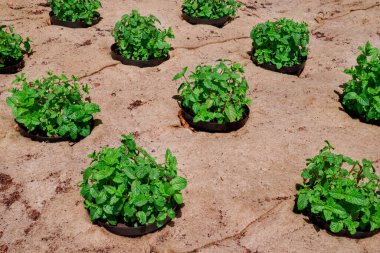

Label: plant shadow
[93,118,103,127]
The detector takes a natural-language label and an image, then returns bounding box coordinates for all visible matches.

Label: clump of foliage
[80,134,187,227]
[250,18,309,69]
[112,10,174,61]
[173,60,251,124]
[182,0,241,19]
[296,141,380,235]
[48,0,101,24]
[6,72,100,140]
[0,26,31,68]
[342,42,380,122]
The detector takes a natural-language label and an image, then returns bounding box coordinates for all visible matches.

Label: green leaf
[173,67,188,80]
[157,212,167,221]
[103,205,113,215]
[225,105,237,122]
[123,167,136,180]
[123,204,136,217]
[94,167,115,181]
[95,191,107,205]
[170,177,187,191]
[174,193,184,204]
[134,195,148,207]
[104,185,116,195]
[136,211,147,225]
[297,193,309,210]
[330,221,344,233]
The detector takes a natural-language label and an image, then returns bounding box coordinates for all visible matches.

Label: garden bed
[0,1,380,252]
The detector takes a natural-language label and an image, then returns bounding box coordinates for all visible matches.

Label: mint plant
[48,0,101,24]
[80,134,187,227]
[112,10,174,61]
[250,18,309,69]
[183,0,241,19]
[6,72,100,140]
[342,42,380,122]
[0,26,31,68]
[296,141,380,235]
[173,60,251,124]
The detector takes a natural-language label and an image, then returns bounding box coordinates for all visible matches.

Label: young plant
[6,72,100,140]
[342,42,380,122]
[112,10,174,61]
[0,26,31,68]
[250,18,309,69]
[182,0,241,19]
[48,0,101,24]
[80,134,187,227]
[173,60,251,124]
[296,141,380,235]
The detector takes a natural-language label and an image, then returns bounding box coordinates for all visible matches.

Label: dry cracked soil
[1,0,380,252]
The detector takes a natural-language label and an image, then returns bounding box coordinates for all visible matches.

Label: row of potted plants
[2,0,379,239]
[46,0,242,28]
[3,22,378,130]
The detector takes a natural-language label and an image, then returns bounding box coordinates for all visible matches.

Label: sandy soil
[1,0,380,252]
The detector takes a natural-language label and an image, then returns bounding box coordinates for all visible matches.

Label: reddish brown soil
[1,0,380,252]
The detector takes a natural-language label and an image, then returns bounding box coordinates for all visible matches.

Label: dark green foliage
[6,72,100,140]
[80,135,187,227]
[174,60,251,124]
[183,0,241,19]
[0,26,31,68]
[296,141,380,235]
[112,10,174,61]
[250,18,309,69]
[48,0,101,24]
[342,42,380,122]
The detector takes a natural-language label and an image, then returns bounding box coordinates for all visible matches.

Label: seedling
[296,141,380,235]
[48,0,102,24]
[112,10,174,61]
[6,72,100,140]
[174,60,251,124]
[182,0,241,19]
[0,25,31,68]
[250,18,309,69]
[342,42,380,122]
[80,134,187,227]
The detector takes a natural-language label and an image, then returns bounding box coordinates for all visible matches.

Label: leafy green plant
[48,0,101,24]
[80,134,187,227]
[342,42,380,122]
[173,60,251,124]
[183,0,241,19]
[0,26,31,68]
[296,141,380,235]
[6,72,100,140]
[112,10,174,61]
[250,18,309,69]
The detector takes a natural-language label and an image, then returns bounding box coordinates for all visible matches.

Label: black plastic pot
[49,11,101,28]
[182,11,230,28]
[0,58,25,74]
[181,105,250,133]
[16,119,94,143]
[97,216,172,237]
[251,49,307,76]
[110,44,169,68]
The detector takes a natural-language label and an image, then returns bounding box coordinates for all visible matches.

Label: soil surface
[1,0,380,252]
